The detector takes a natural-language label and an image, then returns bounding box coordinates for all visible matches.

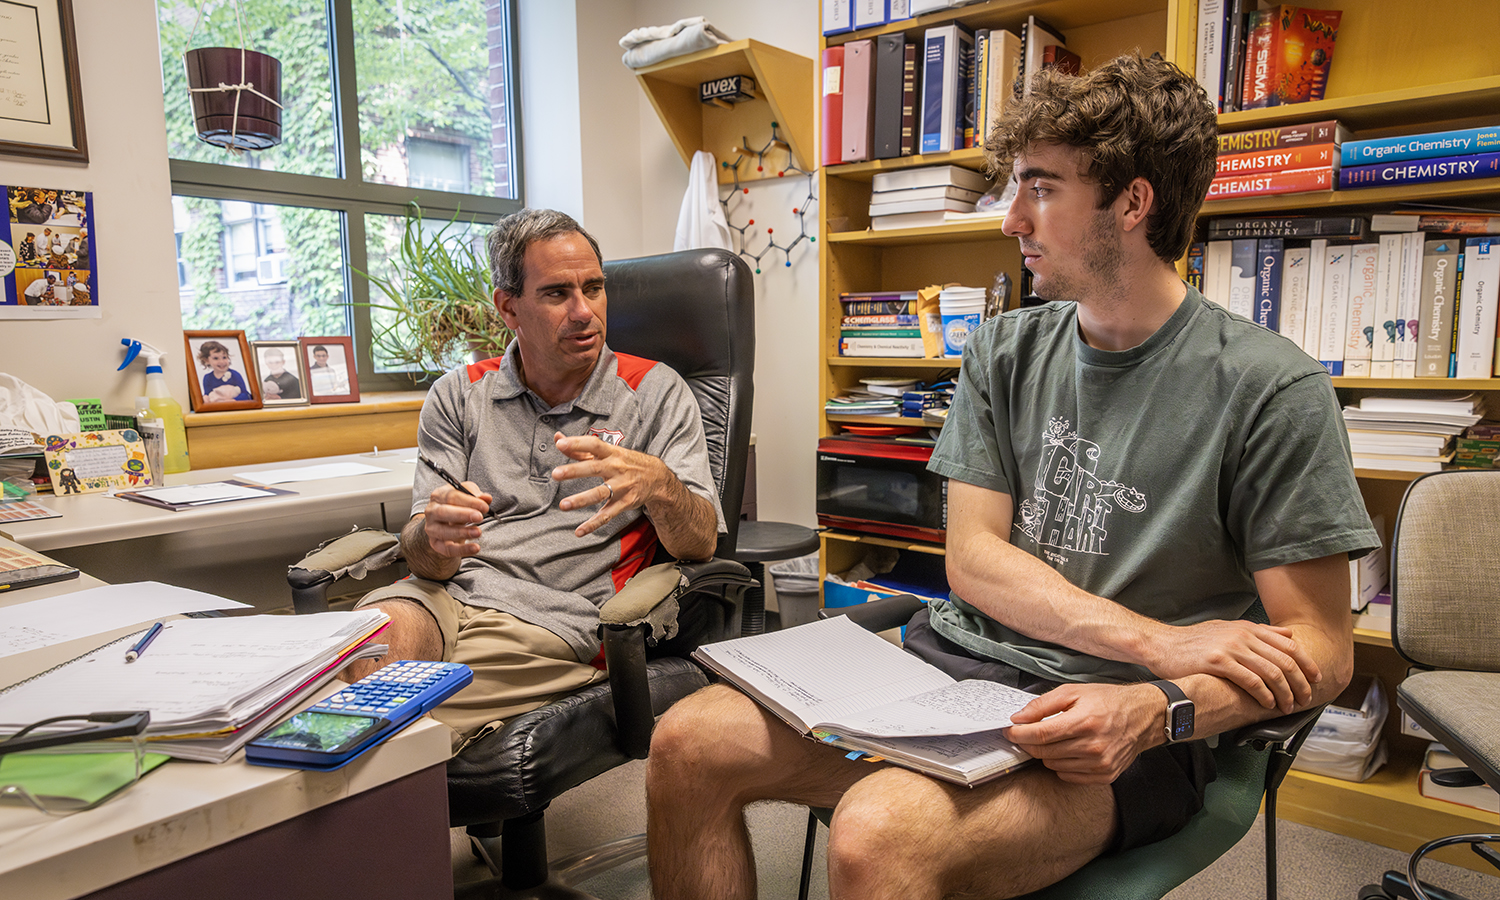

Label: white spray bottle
[119,339,191,473]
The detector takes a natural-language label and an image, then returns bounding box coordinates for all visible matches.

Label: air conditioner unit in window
[257,254,289,284]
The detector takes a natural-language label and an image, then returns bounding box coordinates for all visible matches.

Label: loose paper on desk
[0,582,249,658]
[234,461,388,485]
[121,482,276,505]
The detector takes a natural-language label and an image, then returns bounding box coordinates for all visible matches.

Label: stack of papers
[0,610,390,762]
[115,480,292,510]
[1343,394,1486,473]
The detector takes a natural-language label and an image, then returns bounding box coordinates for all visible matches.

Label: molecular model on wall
[719,122,817,274]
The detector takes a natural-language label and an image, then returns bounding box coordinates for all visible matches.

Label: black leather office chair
[1359,471,1500,900]
[288,248,758,899]
[796,594,1325,900]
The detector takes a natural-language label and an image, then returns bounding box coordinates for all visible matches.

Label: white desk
[0,449,417,553]
[0,542,452,899]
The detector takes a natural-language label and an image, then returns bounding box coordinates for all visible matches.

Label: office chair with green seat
[1359,470,1500,900]
[796,594,1325,900]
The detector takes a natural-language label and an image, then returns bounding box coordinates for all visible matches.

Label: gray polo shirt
[416,342,725,663]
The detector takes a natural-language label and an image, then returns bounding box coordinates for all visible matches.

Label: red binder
[821,46,844,168]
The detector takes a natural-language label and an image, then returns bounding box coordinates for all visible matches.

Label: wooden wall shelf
[635,39,814,184]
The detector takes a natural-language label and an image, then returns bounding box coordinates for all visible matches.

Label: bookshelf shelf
[824,413,931,426]
[828,219,1008,245]
[1218,75,1500,135]
[634,39,814,185]
[827,356,959,368]
[823,147,990,179]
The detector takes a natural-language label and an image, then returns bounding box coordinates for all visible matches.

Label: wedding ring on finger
[602,483,614,505]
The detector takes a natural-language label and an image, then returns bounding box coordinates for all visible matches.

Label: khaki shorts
[357,577,607,751]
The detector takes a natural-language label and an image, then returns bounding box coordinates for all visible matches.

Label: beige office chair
[1359,470,1500,900]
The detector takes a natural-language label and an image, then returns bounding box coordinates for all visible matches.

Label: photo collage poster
[0,185,98,319]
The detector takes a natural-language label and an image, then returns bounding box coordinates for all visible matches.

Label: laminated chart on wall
[0,184,99,319]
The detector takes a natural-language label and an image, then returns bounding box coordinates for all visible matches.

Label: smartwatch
[1149,679,1195,743]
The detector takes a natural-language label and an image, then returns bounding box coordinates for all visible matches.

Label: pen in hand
[125,622,165,663]
[417,454,495,520]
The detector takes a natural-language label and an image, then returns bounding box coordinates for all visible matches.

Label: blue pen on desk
[125,622,165,663]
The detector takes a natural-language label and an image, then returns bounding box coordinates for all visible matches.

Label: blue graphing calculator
[246,660,472,770]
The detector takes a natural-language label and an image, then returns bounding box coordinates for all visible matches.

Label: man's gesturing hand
[1004,683,1160,784]
[419,482,493,558]
[551,432,670,537]
[1143,620,1320,713]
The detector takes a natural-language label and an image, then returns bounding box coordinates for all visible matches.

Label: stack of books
[1207,120,1347,200]
[899,381,953,420]
[1192,221,1500,379]
[1195,3,1342,115]
[1452,423,1500,469]
[1419,742,1499,814]
[1341,394,1485,473]
[824,377,924,416]
[1340,125,1500,190]
[839,290,922,356]
[869,166,991,232]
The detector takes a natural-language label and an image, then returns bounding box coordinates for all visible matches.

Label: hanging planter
[181,1,284,152]
[184,47,283,151]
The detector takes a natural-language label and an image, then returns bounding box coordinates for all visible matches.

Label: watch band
[1148,679,1187,705]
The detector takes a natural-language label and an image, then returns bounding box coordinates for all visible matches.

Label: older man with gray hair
[344,208,723,751]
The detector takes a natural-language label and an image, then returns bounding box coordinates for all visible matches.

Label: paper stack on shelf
[869,165,991,231]
[0,610,391,763]
[825,377,922,416]
[1343,394,1485,473]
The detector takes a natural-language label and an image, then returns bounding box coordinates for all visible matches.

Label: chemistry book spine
[1217,119,1349,154]
[1279,244,1312,348]
[1214,142,1338,179]
[840,336,926,357]
[1206,165,1336,200]
[1396,232,1426,378]
[1341,243,1381,377]
[1371,235,1404,378]
[1299,239,1329,358]
[1252,237,1284,331]
[1187,243,1206,293]
[1317,242,1353,375]
[1455,237,1499,379]
[1340,151,1500,189]
[1195,0,1225,111]
[1370,213,1500,234]
[1219,0,1251,112]
[1342,125,1500,168]
[1206,213,1364,240]
[1415,238,1462,378]
[1238,9,1275,110]
[1227,238,1257,320]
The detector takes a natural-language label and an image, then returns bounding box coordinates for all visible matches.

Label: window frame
[166,0,524,391]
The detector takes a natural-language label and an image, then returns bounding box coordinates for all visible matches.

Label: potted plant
[356,202,511,375]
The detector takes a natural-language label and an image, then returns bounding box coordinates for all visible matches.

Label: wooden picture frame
[299,336,359,404]
[251,340,309,408]
[185,330,262,412]
[0,1,89,163]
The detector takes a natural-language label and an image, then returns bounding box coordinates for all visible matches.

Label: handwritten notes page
[693,616,1034,785]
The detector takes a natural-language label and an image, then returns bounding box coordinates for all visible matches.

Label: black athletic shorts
[901,607,1216,854]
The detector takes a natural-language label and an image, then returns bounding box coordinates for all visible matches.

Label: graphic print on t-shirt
[1015,418,1147,560]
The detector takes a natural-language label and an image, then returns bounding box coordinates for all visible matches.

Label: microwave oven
[816,437,946,542]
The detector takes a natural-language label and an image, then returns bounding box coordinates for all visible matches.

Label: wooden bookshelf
[816,0,1500,873]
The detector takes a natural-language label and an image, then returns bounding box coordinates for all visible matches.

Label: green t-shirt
[927,287,1377,685]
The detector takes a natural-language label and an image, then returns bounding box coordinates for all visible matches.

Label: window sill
[184,390,427,469]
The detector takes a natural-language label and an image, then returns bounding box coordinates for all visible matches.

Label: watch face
[1169,703,1195,741]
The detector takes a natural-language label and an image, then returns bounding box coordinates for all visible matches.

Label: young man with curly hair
[646,54,1376,899]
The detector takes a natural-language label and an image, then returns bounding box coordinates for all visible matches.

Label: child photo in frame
[185,330,262,412]
[299,336,359,403]
[253,340,308,407]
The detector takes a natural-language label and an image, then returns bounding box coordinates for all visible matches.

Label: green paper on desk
[66,399,107,432]
[0,751,170,808]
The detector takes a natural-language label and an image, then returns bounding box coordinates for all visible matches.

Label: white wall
[0,0,185,413]
[589,0,821,528]
[0,0,819,531]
